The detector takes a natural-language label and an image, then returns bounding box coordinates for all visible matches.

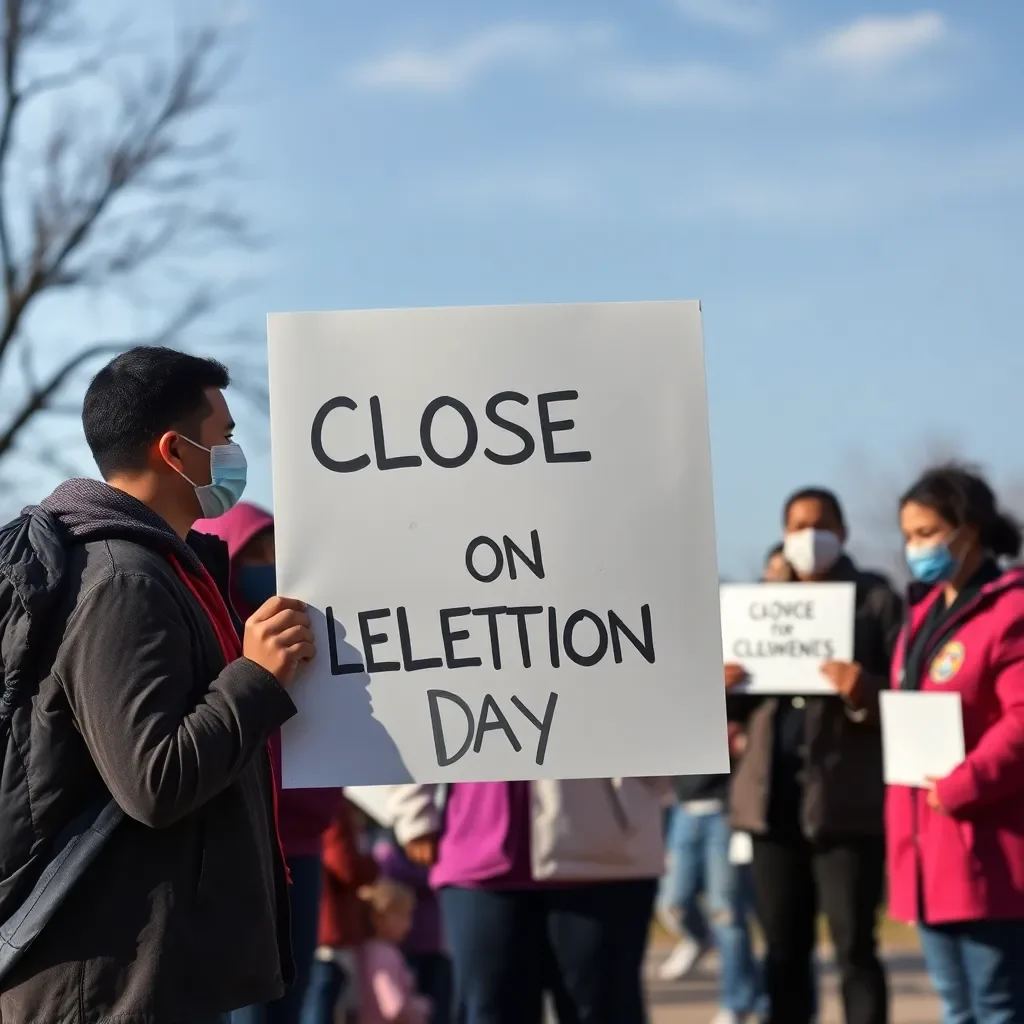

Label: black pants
[752,834,888,1024]
[440,879,657,1024]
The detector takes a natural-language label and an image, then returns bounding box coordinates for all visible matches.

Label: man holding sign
[728,488,902,1024]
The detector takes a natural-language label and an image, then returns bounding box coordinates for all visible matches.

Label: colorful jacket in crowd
[886,564,1024,924]
[390,779,668,889]
[319,800,378,949]
[197,502,341,857]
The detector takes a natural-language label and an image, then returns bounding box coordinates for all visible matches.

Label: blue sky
[12,0,1024,579]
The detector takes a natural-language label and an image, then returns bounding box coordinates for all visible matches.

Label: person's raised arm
[56,573,304,827]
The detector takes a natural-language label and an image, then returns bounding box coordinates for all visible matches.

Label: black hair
[900,463,1022,559]
[782,487,846,529]
[83,346,230,479]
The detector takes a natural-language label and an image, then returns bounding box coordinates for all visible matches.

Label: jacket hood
[35,477,205,574]
[196,502,273,562]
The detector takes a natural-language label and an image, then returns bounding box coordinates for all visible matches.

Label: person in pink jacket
[358,880,433,1024]
[886,464,1024,1024]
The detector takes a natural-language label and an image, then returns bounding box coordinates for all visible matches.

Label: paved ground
[646,948,941,1023]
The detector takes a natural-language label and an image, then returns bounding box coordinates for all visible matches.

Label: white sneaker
[657,936,707,981]
[710,1012,746,1024]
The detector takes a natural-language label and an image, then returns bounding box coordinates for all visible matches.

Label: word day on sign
[269,301,728,786]
[719,582,856,695]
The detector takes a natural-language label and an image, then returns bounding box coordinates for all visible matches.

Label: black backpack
[0,508,122,983]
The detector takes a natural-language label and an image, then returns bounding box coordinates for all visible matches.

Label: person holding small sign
[885,465,1024,1024]
[728,488,903,1024]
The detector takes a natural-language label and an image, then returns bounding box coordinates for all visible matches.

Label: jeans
[231,854,324,1024]
[299,958,350,1024]
[441,879,656,1024]
[407,952,453,1024]
[658,805,763,1015]
[918,919,1024,1024]
[752,833,887,1024]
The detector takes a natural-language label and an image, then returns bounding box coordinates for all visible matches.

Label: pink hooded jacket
[197,502,341,858]
[886,567,1024,924]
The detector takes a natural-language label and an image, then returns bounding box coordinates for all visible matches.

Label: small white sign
[720,582,856,694]
[269,301,728,786]
[880,690,965,788]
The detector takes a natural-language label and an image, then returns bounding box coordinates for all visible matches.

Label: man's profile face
[172,388,236,488]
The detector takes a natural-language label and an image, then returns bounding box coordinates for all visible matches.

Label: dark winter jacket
[0,479,297,1024]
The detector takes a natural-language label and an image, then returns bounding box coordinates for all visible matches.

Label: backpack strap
[0,795,122,983]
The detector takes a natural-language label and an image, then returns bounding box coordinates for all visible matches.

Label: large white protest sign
[720,582,855,694]
[269,301,728,786]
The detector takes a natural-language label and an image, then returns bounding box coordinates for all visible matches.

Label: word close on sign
[269,301,728,785]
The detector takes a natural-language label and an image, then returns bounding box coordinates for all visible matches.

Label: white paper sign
[269,301,728,786]
[879,690,966,788]
[720,582,855,694]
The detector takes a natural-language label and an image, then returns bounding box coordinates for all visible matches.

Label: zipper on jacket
[602,780,631,832]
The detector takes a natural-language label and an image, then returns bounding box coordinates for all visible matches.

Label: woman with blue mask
[198,503,343,1024]
[886,464,1024,1024]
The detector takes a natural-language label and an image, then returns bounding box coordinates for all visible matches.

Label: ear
[156,431,184,473]
[838,525,849,546]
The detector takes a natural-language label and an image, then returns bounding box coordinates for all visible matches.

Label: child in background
[359,881,433,1024]
[302,801,378,1024]
[373,835,451,1024]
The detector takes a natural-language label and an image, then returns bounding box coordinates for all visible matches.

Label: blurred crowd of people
[4,348,1024,1024]
[221,469,1024,1024]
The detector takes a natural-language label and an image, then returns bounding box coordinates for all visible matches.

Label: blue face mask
[235,563,276,610]
[179,438,248,519]
[905,541,958,584]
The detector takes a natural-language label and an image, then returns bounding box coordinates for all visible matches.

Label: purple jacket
[373,839,444,954]
[197,502,341,857]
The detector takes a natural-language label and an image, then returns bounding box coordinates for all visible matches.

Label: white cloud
[808,11,947,72]
[348,21,613,94]
[602,63,749,106]
[673,0,771,35]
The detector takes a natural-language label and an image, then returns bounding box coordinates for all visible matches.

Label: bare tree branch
[0,0,256,488]
[0,291,210,459]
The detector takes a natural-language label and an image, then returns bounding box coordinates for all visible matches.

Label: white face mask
[783,528,843,578]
